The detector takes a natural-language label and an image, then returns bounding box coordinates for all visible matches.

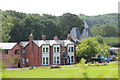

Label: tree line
[0,10,119,42]
[1,10,84,42]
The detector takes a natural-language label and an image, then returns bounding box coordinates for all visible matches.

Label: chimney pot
[54,36,58,40]
[42,35,46,40]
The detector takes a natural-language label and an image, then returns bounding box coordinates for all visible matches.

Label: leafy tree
[58,13,84,39]
[77,37,99,60]
[77,37,110,60]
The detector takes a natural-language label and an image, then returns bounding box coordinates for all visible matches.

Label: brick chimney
[29,33,34,65]
[42,35,46,40]
[54,36,58,40]
[29,33,34,42]
[67,34,72,41]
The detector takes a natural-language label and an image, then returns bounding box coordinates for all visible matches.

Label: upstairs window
[42,46,49,53]
[57,47,60,52]
[71,47,74,52]
[15,50,20,54]
[54,47,60,53]
[22,49,26,54]
[46,47,48,52]
[68,46,74,52]
[43,47,45,52]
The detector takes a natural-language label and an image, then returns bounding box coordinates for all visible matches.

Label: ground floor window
[71,56,74,63]
[42,57,49,65]
[22,58,25,64]
[53,56,60,64]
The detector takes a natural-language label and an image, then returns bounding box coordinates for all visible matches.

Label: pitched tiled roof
[33,40,74,47]
[0,43,17,49]
[20,41,29,47]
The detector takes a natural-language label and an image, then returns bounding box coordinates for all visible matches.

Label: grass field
[2,62,118,78]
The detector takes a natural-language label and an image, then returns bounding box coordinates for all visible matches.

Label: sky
[0,0,119,16]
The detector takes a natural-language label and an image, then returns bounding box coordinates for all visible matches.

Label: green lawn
[2,62,118,78]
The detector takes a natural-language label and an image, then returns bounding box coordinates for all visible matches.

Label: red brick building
[0,34,76,68]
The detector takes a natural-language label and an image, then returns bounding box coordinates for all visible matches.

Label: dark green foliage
[1,10,118,42]
[58,13,84,39]
[1,11,84,42]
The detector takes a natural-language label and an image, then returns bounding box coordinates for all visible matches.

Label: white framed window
[57,57,60,64]
[53,45,60,53]
[42,57,49,65]
[54,47,60,53]
[22,58,25,64]
[68,45,74,53]
[22,49,26,54]
[71,56,74,63]
[53,56,60,64]
[43,57,45,64]
[57,47,60,52]
[42,45,49,53]
[43,48,45,52]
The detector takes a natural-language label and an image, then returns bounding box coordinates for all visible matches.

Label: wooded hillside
[0,10,119,42]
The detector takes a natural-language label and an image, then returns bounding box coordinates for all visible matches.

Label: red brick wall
[32,43,39,66]
[2,44,21,68]
[50,46,53,65]
[38,46,42,66]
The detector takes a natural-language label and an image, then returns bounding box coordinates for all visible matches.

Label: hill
[79,13,118,27]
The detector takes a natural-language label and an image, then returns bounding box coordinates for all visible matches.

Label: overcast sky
[0,0,119,16]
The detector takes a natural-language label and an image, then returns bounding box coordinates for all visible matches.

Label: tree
[76,37,110,60]
[58,13,84,39]
[77,37,99,60]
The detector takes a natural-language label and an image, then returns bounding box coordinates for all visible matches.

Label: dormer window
[15,50,20,54]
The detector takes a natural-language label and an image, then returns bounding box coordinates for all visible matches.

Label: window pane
[22,58,25,64]
[68,47,70,52]
[54,57,56,64]
[43,57,45,64]
[3,50,8,54]
[22,49,26,54]
[15,50,19,54]
[57,47,59,52]
[57,57,59,64]
[46,57,48,64]
[54,47,56,52]
[71,47,74,52]
[43,48,45,52]
[46,47,48,52]
[71,56,74,63]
